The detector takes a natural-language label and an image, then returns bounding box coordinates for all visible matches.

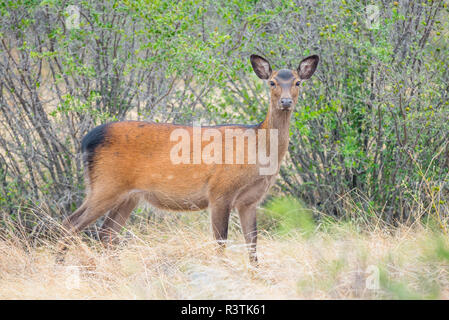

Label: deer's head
[250,54,319,111]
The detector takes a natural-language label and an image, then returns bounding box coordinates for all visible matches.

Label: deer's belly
[142,188,209,211]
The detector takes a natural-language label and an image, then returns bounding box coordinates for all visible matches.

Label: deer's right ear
[297,55,319,80]
[250,54,272,80]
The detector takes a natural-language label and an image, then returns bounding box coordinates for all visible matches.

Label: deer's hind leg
[57,186,126,259]
[62,201,88,233]
[99,195,139,244]
[56,201,89,262]
[67,189,126,234]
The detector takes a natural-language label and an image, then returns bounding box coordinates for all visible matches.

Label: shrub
[0,0,447,229]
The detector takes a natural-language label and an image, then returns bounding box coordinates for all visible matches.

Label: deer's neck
[259,103,292,166]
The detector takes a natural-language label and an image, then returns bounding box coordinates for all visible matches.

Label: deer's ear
[250,54,272,80]
[297,55,319,80]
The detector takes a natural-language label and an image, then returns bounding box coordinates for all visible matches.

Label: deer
[59,54,319,265]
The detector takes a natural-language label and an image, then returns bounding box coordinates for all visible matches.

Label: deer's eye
[295,81,301,87]
[269,81,276,87]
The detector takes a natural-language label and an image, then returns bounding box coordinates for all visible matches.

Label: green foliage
[264,197,315,237]
[0,0,448,227]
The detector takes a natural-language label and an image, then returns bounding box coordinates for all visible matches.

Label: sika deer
[61,54,319,264]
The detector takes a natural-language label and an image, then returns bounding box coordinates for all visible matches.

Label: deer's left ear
[297,55,319,80]
[250,54,272,80]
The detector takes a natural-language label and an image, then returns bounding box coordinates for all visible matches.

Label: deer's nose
[280,98,293,107]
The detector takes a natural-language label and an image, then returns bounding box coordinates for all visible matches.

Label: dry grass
[0,210,449,300]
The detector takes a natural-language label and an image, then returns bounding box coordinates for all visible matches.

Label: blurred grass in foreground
[1,199,449,299]
[262,197,316,238]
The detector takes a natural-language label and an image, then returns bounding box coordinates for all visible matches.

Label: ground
[0,211,448,299]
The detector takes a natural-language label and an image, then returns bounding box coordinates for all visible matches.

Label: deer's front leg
[237,203,258,265]
[210,200,232,254]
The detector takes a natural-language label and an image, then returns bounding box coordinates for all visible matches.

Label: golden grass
[0,211,448,300]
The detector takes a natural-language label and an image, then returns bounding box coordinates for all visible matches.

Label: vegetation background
[0,0,448,299]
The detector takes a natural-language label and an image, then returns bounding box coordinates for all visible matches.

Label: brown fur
[61,54,319,264]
